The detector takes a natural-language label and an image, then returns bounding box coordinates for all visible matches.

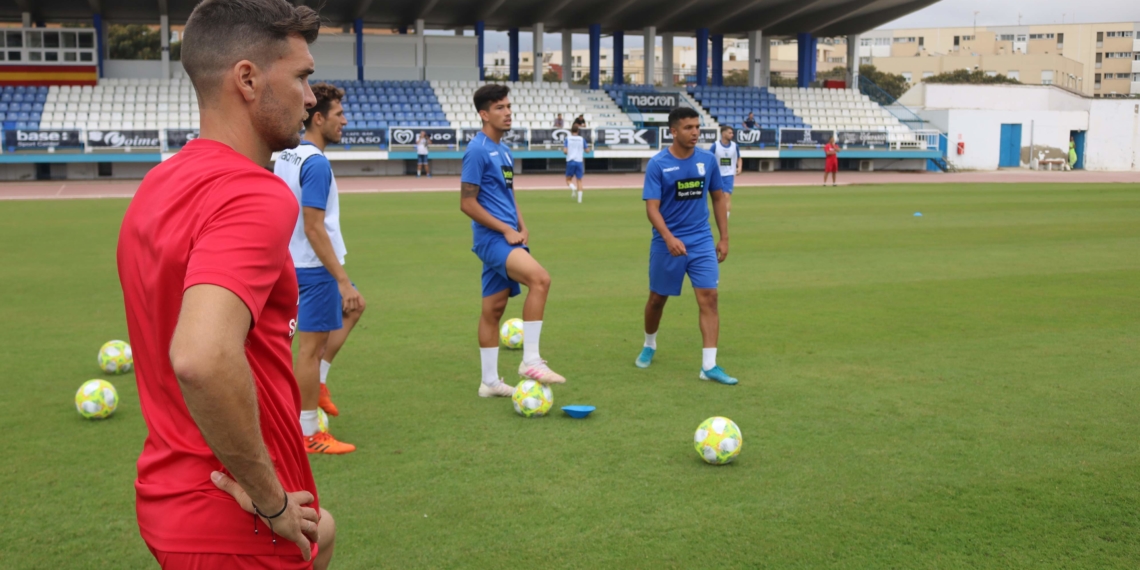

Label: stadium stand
[1,86,49,131]
[437,81,633,129]
[605,84,718,126]
[687,86,806,131]
[772,87,913,139]
[337,80,447,130]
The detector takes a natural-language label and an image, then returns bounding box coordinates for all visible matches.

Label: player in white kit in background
[562,124,590,203]
[416,130,431,177]
[711,125,741,217]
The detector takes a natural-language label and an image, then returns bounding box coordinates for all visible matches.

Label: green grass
[2,183,1140,568]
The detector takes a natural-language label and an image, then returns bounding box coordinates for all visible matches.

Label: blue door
[999,123,1022,167]
[1071,130,1086,170]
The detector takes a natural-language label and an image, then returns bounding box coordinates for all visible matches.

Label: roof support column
[476,21,485,80]
[797,32,813,88]
[613,30,624,85]
[696,28,709,87]
[93,14,105,79]
[355,18,364,81]
[759,33,771,88]
[661,33,674,87]
[160,14,171,79]
[643,26,656,85]
[533,22,544,83]
[22,12,31,27]
[589,24,601,89]
[415,19,425,81]
[561,30,573,83]
[508,28,520,81]
[711,33,723,86]
[747,30,762,88]
[847,34,860,88]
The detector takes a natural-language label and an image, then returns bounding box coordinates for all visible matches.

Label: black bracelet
[253,491,288,520]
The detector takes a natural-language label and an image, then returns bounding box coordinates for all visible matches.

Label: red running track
[0,170,1137,201]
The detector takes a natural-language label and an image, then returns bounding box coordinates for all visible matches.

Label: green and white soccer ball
[512,380,553,418]
[317,408,330,434]
[500,318,524,350]
[98,340,133,374]
[76,379,118,419]
[694,416,742,465]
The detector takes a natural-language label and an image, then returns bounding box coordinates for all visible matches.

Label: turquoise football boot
[699,366,738,385]
[635,347,656,368]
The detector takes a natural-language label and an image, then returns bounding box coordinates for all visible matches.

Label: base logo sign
[4,129,83,150]
[735,128,778,147]
[595,127,658,148]
[779,128,835,146]
[389,127,456,147]
[165,129,199,149]
[86,130,161,148]
[836,130,889,147]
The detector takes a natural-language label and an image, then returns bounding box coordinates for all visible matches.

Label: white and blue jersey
[564,134,586,179]
[462,131,526,298]
[642,147,725,295]
[275,140,349,332]
[711,140,740,194]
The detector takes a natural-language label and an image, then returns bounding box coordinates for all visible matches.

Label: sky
[477,0,1140,53]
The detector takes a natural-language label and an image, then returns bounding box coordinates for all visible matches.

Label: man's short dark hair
[181,0,320,101]
[720,125,734,134]
[570,124,579,134]
[668,107,700,128]
[303,82,344,128]
[473,84,510,112]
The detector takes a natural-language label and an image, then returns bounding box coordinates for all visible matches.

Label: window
[1135,53,1140,60]
[1007,70,1019,80]
[1041,70,1054,85]
[1096,53,1102,68]
[893,37,916,43]
[901,72,912,83]
[918,37,924,47]
[1106,52,1133,58]
[1133,73,1140,81]
[962,35,975,41]
[1094,73,1101,89]
[860,38,872,46]
[1057,33,1064,45]
[985,71,997,77]
[953,36,960,46]
[1106,31,1134,38]
[1029,33,1055,40]
[999,34,1015,41]
[922,71,934,79]
[875,38,891,46]
[1096,31,1103,46]
[1015,35,1026,42]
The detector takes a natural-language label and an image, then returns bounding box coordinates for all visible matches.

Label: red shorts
[148,545,317,570]
[825,158,839,173]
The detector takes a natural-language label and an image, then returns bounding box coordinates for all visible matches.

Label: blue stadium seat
[376,121,388,130]
[366,120,379,128]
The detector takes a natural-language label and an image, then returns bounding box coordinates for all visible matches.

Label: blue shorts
[649,239,719,296]
[417,154,429,165]
[721,175,735,194]
[565,160,584,179]
[473,234,527,298]
[296,267,349,333]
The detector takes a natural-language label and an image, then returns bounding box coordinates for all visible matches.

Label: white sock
[577,191,582,203]
[319,360,331,385]
[702,348,717,371]
[569,182,577,191]
[480,347,500,386]
[523,321,543,365]
[644,332,657,349]
[300,409,319,437]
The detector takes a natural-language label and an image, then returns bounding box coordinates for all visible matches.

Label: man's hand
[504,229,526,245]
[716,238,729,263]
[339,279,364,314]
[211,471,320,561]
[518,227,529,245]
[666,236,688,257]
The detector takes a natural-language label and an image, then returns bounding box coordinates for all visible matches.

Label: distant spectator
[553,113,564,128]
[573,114,587,129]
[743,112,756,130]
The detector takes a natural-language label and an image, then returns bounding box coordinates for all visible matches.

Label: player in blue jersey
[461,84,567,398]
[634,107,737,385]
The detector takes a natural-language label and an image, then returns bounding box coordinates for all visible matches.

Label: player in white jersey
[415,130,431,177]
[711,125,742,216]
[274,83,363,455]
[562,124,590,203]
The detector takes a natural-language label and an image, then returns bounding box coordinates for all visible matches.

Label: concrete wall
[363,35,421,80]
[920,108,1087,169]
[104,60,164,79]
[310,34,358,81]
[1085,99,1140,171]
[424,36,479,81]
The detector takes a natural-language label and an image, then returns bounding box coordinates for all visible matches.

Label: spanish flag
[0,65,98,86]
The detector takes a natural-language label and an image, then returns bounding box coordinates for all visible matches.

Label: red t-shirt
[825,143,839,159]
[117,139,315,556]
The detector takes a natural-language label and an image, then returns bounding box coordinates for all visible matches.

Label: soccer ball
[512,380,553,418]
[76,379,118,419]
[317,409,329,434]
[500,318,524,350]
[694,416,742,465]
[98,340,133,374]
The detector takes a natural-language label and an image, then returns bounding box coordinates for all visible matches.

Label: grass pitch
[2,182,1139,568]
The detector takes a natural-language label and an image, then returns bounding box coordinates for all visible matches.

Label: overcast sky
[479,0,1139,53]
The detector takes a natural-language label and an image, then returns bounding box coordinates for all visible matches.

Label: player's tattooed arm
[461,182,480,199]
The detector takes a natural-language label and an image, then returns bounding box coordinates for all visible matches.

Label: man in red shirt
[116,0,336,568]
[824,135,839,186]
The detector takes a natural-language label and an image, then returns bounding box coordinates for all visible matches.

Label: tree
[923,69,1021,85]
[770,73,797,87]
[724,69,748,86]
[858,65,909,99]
[107,24,181,61]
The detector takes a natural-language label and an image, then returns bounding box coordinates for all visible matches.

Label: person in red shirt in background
[824,136,839,186]
[115,0,336,568]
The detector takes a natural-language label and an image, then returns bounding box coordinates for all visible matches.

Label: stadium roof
[6,0,940,37]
